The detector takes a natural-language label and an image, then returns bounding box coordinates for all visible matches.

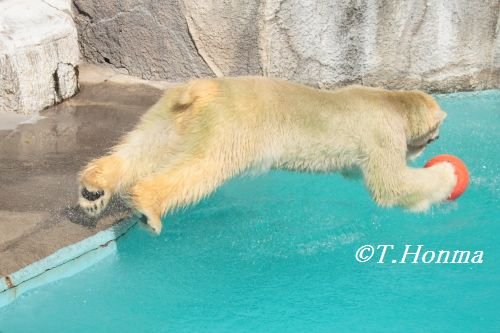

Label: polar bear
[78,77,456,234]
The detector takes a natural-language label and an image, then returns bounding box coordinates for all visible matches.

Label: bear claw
[81,187,104,201]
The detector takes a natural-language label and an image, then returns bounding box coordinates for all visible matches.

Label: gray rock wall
[1,0,79,114]
[73,0,499,91]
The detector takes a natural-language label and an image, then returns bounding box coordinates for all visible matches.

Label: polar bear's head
[400,91,447,160]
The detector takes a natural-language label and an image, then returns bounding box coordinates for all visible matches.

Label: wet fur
[79,77,455,234]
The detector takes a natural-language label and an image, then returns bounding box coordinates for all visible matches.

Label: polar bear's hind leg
[78,79,222,220]
[79,155,125,216]
[130,156,237,234]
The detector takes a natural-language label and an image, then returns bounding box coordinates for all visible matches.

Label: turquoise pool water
[1,90,499,332]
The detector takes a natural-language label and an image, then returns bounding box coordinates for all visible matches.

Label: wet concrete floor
[0,81,164,276]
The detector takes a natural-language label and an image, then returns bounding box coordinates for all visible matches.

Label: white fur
[79,77,456,233]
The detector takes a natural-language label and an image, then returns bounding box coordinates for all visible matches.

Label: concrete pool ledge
[0,64,175,308]
[0,218,137,307]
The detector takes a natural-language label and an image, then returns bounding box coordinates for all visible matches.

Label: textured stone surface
[0,0,79,114]
[73,0,499,92]
[73,0,214,80]
[0,75,163,276]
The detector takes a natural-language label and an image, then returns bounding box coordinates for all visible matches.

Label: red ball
[424,154,469,200]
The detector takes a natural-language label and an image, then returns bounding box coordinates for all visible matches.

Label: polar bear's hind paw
[79,185,111,217]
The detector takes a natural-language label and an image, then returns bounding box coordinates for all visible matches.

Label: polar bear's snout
[81,187,104,201]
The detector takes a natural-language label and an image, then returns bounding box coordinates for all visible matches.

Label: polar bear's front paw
[79,184,111,217]
[406,162,457,212]
[431,162,457,202]
[400,162,457,212]
[406,199,432,213]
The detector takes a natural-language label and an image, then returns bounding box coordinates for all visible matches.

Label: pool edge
[0,218,137,308]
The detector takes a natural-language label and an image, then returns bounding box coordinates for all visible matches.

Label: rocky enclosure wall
[73,0,499,92]
[1,0,79,114]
